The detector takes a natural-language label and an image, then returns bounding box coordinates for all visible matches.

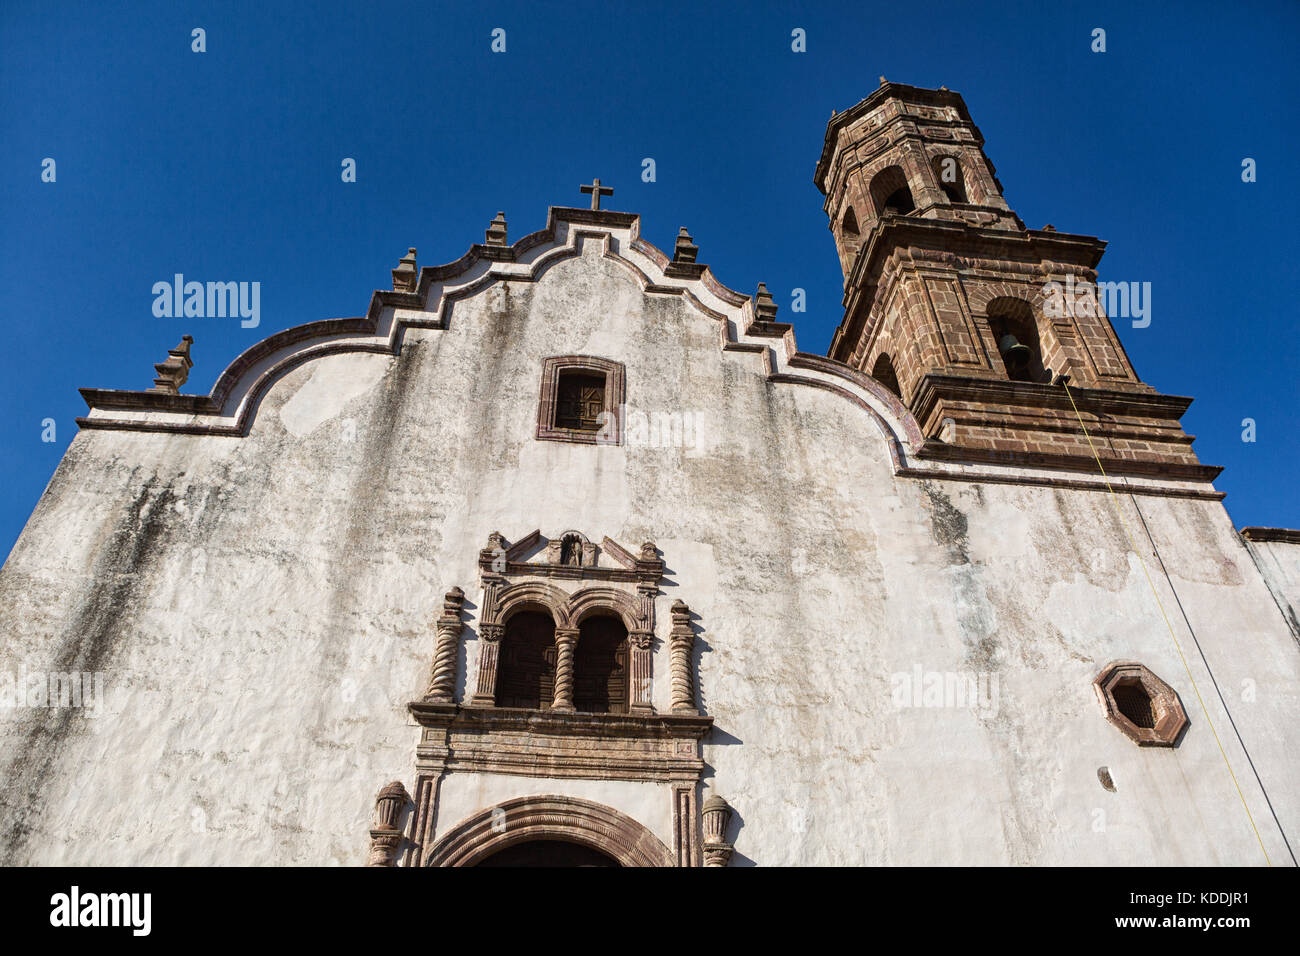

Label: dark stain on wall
[0,473,176,863]
[923,483,970,566]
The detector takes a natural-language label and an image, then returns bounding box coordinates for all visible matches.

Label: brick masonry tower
[815,81,1218,481]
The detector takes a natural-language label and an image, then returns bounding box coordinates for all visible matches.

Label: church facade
[2,82,1298,866]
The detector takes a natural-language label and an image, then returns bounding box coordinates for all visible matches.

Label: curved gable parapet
[66,204,1218,497]
[73,204,925,470]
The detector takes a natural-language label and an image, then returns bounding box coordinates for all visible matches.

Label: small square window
[536,356,625,445]
[555,373,606,432]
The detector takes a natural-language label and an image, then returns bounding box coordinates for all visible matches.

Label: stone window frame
[536,355,625,446]
[1093,661,1189,747]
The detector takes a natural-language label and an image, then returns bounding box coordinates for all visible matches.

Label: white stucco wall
[1244,538,1300,650]
[1,233,1296,866]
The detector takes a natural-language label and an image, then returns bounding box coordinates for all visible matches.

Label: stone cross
[579,178,614,210]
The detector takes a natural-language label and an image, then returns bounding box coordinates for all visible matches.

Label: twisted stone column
[423,587,464,703]
[551,628,578,712]
[669,600,698,715]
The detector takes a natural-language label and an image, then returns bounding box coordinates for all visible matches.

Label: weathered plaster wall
[1244,538,1300,651]
[1,240,1296,865]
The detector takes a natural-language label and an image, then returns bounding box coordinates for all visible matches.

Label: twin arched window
[864,157,970,222]
[495,610,630,714]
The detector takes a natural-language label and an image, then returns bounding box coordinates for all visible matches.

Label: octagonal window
[1112,679,1156,729]
[1093,661,1188,747]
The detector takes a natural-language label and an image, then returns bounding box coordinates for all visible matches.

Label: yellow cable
[1061,380,1271,866]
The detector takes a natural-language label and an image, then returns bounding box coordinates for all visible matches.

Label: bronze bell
[998,333,1033,378]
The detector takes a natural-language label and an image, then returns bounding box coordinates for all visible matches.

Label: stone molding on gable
[1240,527,1300,545]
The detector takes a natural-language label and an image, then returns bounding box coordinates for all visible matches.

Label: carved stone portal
[396,531,714,867]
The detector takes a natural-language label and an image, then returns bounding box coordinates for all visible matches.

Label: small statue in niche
[560,533,583,567]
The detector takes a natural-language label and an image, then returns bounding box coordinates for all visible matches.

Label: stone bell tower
[815,81,1216,481]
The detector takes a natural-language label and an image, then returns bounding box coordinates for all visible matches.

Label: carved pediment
[478,530,664,584]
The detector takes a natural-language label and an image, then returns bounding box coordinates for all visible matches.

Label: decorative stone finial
[701,793,736,867]
[392,247,418,292]
[703,794,732,826]
[671,598,691,626]
[640,541,658,561]
[149,335,194,394]
[673,227,699,264]
[486,212,508,246]
[366,780,411,867]
[373,781,410,830]
[753,283,779,323]
[442,586,465,617]
[1042,224,1056,232]
[487,531,507,550]
[879,75,887,86]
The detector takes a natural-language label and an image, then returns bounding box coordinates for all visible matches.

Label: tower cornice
[814,82,977,194]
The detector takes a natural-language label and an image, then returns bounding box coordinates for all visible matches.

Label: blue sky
[2,0,1297,561]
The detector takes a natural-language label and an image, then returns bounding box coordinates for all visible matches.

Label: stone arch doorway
[475,839,620,867]
[423,795,674,867]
